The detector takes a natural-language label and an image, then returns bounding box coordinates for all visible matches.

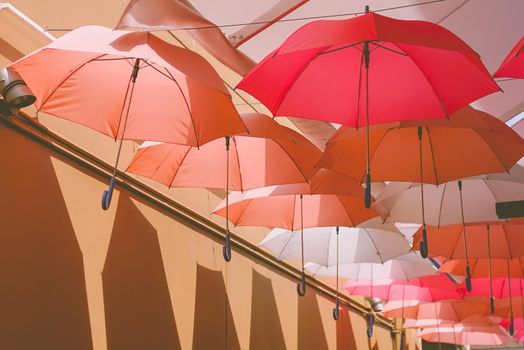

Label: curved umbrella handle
[332,297,340,320]
[367,313,374,337]
[364,173,372,209]
[465,264,472,292]
[420,227,428,258]
[490,296,495,314]
[297,270,306,296]
[101,177,115,210]
[510,315,515,336]
[222,233,232,262]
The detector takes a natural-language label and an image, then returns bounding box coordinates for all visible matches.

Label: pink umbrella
[419,324,513,346]
[11,25,247,209]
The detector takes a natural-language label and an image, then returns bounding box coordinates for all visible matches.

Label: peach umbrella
[10,25,246,209]
[419,324,513,346]
[319,107,524,258]
[126,113,321,261]
[212,170,378,297]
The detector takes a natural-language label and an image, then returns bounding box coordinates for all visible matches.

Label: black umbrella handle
[222,233,232,262]
[399,330,405,350]
[465,264,472,292]
[364,173,372,209]
[490,296,495,314]
[420,226,429,258]
[332,297,340,320]
[367,313,374,337]
[101,177,115,210]
[297,270,306,296]
[510,315,515,336]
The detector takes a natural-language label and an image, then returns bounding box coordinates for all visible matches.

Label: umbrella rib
[425,127,440,185]
[370,42,408,56]
[167,147,192,189]
[437,182,447,228]
[476,132,511,173]
[273,139,311,183]
[318,41,363,55]
[37,52,107,112]
[163,67,201,147]
[275,229,298,260]
[362,227,385,264]
[231,137,244,192]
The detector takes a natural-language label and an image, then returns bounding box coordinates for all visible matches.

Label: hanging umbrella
[500,317,524,342]
[212,171,377,299]
[126,113,321,261]
[375,165,524,288]
[495,35,524,78]
[237,7,499,208]
[10,25,247,209]
[318,107,524,258]
[403,315,501,330]
[383,300,488,322]
[260,218,410,320]
[419,324,513,346]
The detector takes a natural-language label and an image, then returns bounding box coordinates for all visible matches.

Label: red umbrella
[495,35,524,78]
[237,7,499,207]
[11,25,247,209]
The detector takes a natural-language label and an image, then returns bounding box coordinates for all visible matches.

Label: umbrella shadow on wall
[250,270,286,350]
[335,307,359,350]
[298,290,329,349]
[102,194,181,350]
[0,127,92,349]
[192,264,241,350]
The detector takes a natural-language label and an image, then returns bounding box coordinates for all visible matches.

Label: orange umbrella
[126,113,321,260]
[11,25,246,209]
[212,170,378,296]
[318,106,524,259]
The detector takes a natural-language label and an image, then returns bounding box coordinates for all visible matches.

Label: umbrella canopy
[383,300,488,322]
[260,218,409,266]
[304,252,436,279]
[460,278,524,299]
[419,324,513,346]
[11,25,247,210]
[441,257,524,278]
[318,106,524,185]
[495,35,524,79]
[373,164,524,226]
[343,275,462,303]
[237,9,498,210]
[403,315,501,329]
[126,113,321,191]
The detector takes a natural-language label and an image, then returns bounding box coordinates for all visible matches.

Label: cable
[44,0,448,33]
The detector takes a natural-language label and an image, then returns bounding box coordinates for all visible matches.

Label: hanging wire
[44,0,448,33]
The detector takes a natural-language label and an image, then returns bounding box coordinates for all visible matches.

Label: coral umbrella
[375,165,524,287]
[260,218,410,320]
[212,171,377,298]
[237,7,499,207]
[10,25,247,209]
[126,113,321,261]
[495,36,524,79]
[419,324,513,346]
[319,107,524,257]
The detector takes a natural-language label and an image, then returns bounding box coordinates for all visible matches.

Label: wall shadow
[336,307,358,349]
[249,270,286,350]
[192,264,240,350]
[421,339,455,350]
[0,127,92,349]
[102,194,181,350]
[298,290,329,350]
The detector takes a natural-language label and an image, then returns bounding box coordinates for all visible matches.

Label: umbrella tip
[365,5,370,13]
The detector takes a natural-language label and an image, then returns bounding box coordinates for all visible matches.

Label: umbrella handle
[367,313,374,337]
[332,297,340,320]
[364,173,372,209]
[222,233,232,262]
[510,315,515,336]
[399,330,405,350]
[490,296,495,314]
[419,226,429,258]
[465,264,472,292]
[297,270,306,296]
[101,177,115,210]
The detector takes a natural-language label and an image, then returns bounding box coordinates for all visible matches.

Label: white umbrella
[260,217,410,320]
[304,252,436,280]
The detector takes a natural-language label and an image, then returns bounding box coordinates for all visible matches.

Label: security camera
[0,67,36,109]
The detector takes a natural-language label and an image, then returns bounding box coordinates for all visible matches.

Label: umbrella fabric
[343,275,462,302]
[501,317,524,342]
[403,315,501,329]
[419,324,513,346]
[126,113,321,191]
[383,300,488,322]
[212,180,377,231]
[318,107,524,184]
[373,165,524,226]
[412,222,524,260]
[495,35,524,79]
[11,25,246,146]
[304,252,436,279]
[260,218,409,265]
[441,257,524,278]
[459,278,524,299]
[237,12,498,127]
